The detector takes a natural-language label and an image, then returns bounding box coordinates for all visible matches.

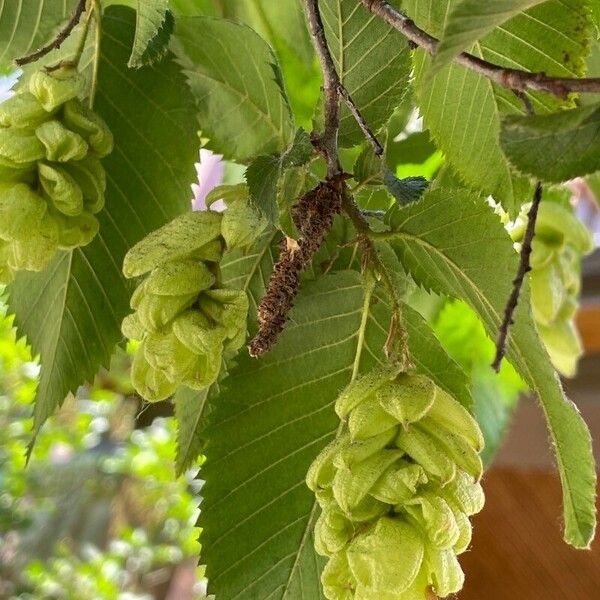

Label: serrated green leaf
[402,301,471,409]
[172,16,294,163]
[404,0,592,215]
[8,6,198,437]
[501,103,600,182]
[128,1,174,68]
[246,129,314,224]
[384,187,597,548]
[319,0,412,147]
[245,155,281,223]
[0,0,78,69]
[431,0,546,74]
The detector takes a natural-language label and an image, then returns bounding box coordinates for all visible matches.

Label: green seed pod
[538,320,583,378]
[198,288,248,351]
[221,195,267,250]
[36,120,89,162]
[529,263,565,326]
[308,370,485,600]
[416,418,483,481]
[348,395,398,441]
[0,240,15,284]
[63,157,106,214]
[370,462,428,505]
[8,213,59,272]
[136,291,197,332]
[332,449,403,514]
[396,426,457,485]
[28,68,84,112]
[376,374,435,428]
[54,211,99,248]
[123,211,223,278]
[190,238,225,263]
[404,493,460,550]
[424,546,465,597]
[0,155,37,184]
[315,505,354,556]
[131,346,177,402]
[321,552,355,600]
[425,389,484,452]
[63,100,113,157]
[0,183,47,241]
[172,310,226,355]
[536,202,594,255]
[449,507,473,554]
[529,238,556,270]
[0,128,45,164]
[38,162,84,216]
[144,328,200,384]
[307,438,343,493]
[439,471,485,517]
[346,518,425,596]
[0,67,111,276]
[0,92,50,128]
[334,430,396,470]
[145,259,215,296]
[183,348,224,390]
[335,364,399,419]
[121,313,145,340]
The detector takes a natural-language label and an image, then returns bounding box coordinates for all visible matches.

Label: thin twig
[337,84,384,156]
[360,0,600,98]
[15,0,88,66]
[304,0,342,177]
[492,182,543,372]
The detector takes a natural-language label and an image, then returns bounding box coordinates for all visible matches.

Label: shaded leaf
[128,0,174,68]
[246,129,314,224]
[172,16,294,163]
[501,103,600,182]
[431,0,546,74]
[0,0,78,69]
[319,0,412,147]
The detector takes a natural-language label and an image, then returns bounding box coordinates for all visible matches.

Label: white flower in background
[0,71,20,103]
[192,148,225,211]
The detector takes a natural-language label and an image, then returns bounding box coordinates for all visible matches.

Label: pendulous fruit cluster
[509,201,594,377]
[0,66,113,283]
[121,197,264,401]
[307,367,485,600]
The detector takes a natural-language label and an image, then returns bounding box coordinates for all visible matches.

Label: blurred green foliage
[0,292,203,599]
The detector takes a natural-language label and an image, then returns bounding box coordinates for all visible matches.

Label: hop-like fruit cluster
[307,367,485,600]
[0,67,113,283]
[122,205,259,401]
[509,202,594,377]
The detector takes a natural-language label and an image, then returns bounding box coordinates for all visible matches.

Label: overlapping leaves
[384,187,597,548]
[173,16,295,164]
[199,268,473,598]
[403,0,592,215]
